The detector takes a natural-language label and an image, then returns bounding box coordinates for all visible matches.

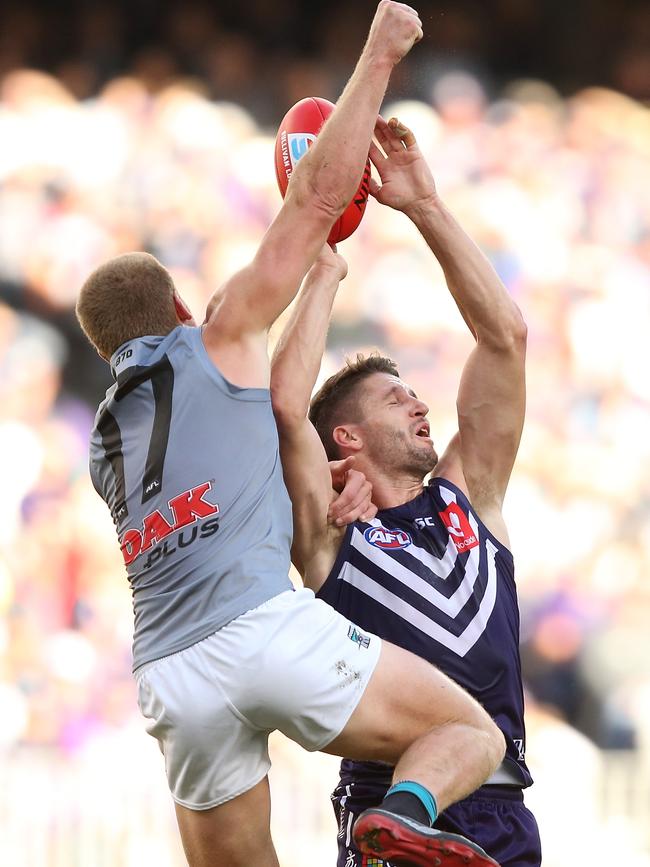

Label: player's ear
[333,424,363,453]
[173,292,195,325]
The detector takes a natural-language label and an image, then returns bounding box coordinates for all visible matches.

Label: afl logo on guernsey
[364,526,412,550]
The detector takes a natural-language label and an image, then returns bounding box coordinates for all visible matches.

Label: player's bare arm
[271,246,356,589]
[202,2,423,389]
[369,116,526,545]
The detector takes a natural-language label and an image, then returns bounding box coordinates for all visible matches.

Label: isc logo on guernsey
[364,526,412,550]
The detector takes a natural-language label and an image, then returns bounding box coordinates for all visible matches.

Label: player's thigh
[175,775,279,867]
[223,589,383,753]
[324,639,491,763]
[137,641,273,811]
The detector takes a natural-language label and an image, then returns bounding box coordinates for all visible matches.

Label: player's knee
[190,823,274,867]
[493,720,507,764]
[452,700,506,775]
[225,833,275,867]
[477,715,506,773]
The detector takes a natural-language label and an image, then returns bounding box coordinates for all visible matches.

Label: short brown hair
[75,252,179,360]
[309,353,399,459]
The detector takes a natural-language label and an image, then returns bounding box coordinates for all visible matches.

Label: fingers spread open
[369,141,387,171]
[375,115,405,152]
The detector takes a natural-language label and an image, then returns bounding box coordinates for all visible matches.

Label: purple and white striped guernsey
[318,476,532,787]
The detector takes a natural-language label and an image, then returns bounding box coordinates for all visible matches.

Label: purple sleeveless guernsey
[317,476,532,788]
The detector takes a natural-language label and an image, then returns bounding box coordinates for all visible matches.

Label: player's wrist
[359,39,402,74]
[402,192,443,222]
[307,260,347,285]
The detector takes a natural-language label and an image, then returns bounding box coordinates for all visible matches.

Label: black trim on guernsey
[100,355,176,513]
[96,408,128,522]
[138,358,175,504]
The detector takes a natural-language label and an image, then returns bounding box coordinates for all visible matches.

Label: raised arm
[369,117,526,544]
[271,247,352,589]
[202,2,422,389]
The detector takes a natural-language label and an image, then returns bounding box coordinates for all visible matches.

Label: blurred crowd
[1,16,650,865]
[2,0,650,114]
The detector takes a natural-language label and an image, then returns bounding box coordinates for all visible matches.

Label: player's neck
[368,469,425,511]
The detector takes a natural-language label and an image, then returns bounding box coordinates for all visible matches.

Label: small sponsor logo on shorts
[363,526,412,550]
[514,738,526,761]
[347,625,371,649]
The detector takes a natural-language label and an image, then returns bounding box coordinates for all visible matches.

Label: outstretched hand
[368,116,438,213]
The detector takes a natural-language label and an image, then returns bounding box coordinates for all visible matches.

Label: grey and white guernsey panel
[89,326,293,671]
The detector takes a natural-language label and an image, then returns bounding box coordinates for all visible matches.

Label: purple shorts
[332,780,542,867]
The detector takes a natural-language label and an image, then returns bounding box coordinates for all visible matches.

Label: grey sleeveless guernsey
[89,326,293,671]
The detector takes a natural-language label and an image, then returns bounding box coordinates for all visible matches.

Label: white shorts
[135,588,381,810]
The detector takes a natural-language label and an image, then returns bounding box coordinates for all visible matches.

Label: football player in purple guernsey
[271,116,542,867]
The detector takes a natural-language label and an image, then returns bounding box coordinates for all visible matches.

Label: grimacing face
[351,372,438,477]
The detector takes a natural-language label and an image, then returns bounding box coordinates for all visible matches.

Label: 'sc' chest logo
[364,526,412,550]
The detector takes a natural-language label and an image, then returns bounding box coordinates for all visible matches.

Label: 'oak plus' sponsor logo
[120,481,219,567]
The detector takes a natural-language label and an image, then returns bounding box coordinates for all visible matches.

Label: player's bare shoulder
[201,289,271,390]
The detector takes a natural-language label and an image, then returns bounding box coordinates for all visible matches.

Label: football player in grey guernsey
[271,115,542,866]
[74,4,507,867]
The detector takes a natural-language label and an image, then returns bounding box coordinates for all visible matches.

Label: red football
[274,96,371,244]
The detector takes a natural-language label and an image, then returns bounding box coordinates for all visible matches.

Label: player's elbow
[483,305,527,355]
[271,385,308,433]
[508,305,528,347]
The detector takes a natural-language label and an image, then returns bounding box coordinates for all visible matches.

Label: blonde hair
[76,252,179,359]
